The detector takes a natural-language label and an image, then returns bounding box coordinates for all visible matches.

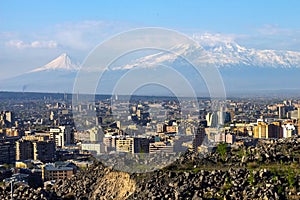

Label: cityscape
[1,1,300,199]
[0,92,299,199]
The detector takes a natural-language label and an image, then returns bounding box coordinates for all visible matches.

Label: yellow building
[166,125,178,133]
[116,138,133,153]
[24,135,49,141]
[15,160,33,168]
[253,121,282,139]
[5,128,19,137]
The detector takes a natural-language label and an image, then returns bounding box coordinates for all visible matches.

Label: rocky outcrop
[0,136,299,199]
[91,171,135,200]
[129,167,300,200]
[0,184,58,200]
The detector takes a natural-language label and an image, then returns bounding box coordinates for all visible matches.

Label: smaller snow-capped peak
[30,53,79,73]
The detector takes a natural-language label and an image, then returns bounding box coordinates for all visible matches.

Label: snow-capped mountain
[193,33,300,68]
[107,36,300,96]
[0,53,78,93]
[112,34,300,70]
[2,34,300,95]
[30,53,79,73]
[201,41,300,68]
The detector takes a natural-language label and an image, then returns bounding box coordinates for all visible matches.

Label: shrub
[216,143,227,161]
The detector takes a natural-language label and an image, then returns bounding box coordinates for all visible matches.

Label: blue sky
[2,1,300,32]
[1,0,300,79]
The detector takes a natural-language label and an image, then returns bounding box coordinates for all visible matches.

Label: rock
[184,172,190,178]
[168,171,175,178]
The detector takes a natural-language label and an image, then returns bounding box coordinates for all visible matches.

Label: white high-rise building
[50,111,55,121]
[89,127,103,142]
[50,126,74,148]
[206,112,218,127]
[5,111,12,123]
[282,123,295,138]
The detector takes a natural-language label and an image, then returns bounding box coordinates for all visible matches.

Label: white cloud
[3,20,300,81]
[256,24,293,36]
[2,20,136,52]
[5,40,58,49]
[53,20,136,50]
[0,20,135,80]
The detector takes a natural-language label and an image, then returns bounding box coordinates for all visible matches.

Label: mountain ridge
[25,36,300,74]
[2,35,300,94]
[110,38,300,71]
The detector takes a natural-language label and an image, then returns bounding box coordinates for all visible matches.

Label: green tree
[216,143,227,161]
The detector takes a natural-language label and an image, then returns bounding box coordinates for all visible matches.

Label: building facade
[116,137,149,153]
[0,139,16,164]
[42,164,74,181]
[16,140,33,161]
[33,141,55,162]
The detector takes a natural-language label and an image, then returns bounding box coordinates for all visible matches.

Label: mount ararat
[2,35,300,96]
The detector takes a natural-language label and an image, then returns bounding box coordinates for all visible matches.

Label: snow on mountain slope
[28,34,300,74]
[30,53,79,73]
[112,34,300,70]
[203,43,300,68]
[3,35,300,94]
[112,44,207,70]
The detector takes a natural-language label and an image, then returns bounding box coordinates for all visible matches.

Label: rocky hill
[1,136,299,200]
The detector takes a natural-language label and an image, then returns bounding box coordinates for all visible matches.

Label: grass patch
[248,170,254,185]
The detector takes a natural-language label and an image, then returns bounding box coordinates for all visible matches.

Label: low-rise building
[81,143,105,155]
[42,163,74,181]
[116,137,149,153]
[149,142,174,153]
